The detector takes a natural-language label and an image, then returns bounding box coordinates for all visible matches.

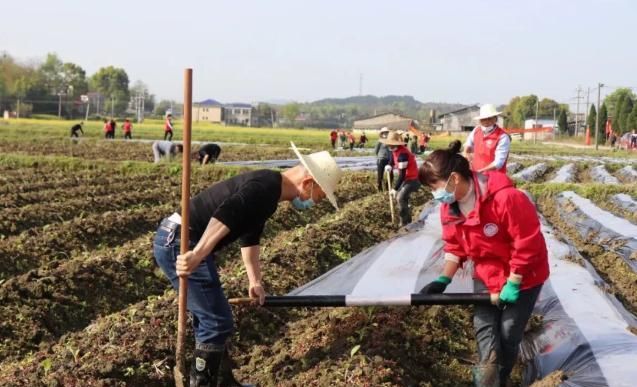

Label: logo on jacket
[195,357,206,371]
[483,223,498,237]
[485,139,495,147]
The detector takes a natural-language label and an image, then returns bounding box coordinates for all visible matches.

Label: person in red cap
[463,104,510,173]
[418,140,549,386]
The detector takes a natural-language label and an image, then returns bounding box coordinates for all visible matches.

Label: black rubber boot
[189,349,223,387]
[217,349,255,387]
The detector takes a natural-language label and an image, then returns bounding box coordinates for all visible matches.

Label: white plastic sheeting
[510,153,637,165]
[506,162,523,175]
[612,193,637,213]
[556,191,637,272]
[589,165,620,184]
[290,201,637,386]
[221,156,424,172]
[513,163,549,182]
[550,163,577,183]
[616,165,637,183]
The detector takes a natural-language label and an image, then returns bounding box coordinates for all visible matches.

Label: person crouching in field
[70,122,84,138]
[153,143,342,386]
[418,140,549,386]
[152,140,182,163]
[122,118,133,139]
[194,143,222,165]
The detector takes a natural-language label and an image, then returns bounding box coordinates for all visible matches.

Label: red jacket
[164,119,173,132]
[103,122,112,133]
[123,122,132,132]
[472,126,508,172]
[391,146,419,182]
[440,172,549,293]
[330,130,338,140]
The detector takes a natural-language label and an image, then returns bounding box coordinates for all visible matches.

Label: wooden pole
[386,170,395,225]
[174,68,192,387]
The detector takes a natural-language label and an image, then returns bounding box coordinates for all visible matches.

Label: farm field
[0,119,636,386]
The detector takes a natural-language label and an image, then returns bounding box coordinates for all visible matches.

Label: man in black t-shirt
[70,122,84,138]
[195,143,222,165]
[153,142,342,386]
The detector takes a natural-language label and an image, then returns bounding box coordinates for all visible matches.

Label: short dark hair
[418,140,472,186]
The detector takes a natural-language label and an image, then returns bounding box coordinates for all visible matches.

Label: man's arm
[176,218,230,276]
[241,245,266,304]
[463,128,476,158]
[202,154,210,165]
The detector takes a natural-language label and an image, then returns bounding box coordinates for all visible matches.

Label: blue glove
[419,276,451,294]
[499,280,521,304]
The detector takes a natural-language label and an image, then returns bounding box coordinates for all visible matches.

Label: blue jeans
[153,223,234,351]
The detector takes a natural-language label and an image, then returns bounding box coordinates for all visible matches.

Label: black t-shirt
[185,169,282,251]
[198,143,221,163]
[71,124,82,133]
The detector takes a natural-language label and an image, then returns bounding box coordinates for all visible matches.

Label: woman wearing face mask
[463,104,511,173]
[418,140,549,387]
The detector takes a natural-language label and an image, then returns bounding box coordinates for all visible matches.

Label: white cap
[291,142,343,209]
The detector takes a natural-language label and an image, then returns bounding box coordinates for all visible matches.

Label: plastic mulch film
[290,202,637,386]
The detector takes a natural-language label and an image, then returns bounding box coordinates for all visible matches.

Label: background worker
[195,143,222,165]
[463,104,510,173]
[631,129,637,150]
[374,127,392,191]
[110,118,117,138]
[164,113,175,141]
[122,118,133,139]
[153,143,342,386]
[330,129,338,149]
[103,119,113,139]
[70,121,84,138]
[418,140,549,386]
[347,131,355,151]
[358,131,368,148]
[339,130,347,149]
[152,140,183,163]
[382,131,420,226]
[419,132,431,153]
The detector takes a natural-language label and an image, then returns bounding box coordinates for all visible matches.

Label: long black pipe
[229,293,492,307]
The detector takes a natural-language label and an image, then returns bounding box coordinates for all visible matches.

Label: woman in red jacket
[418,140,549,387]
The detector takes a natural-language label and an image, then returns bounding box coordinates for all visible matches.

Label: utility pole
[111,96,115,117]
[534,99,539,144]
[17,98,20,119]
[553,108,557,140]
[584,87,590,128]
[359,73,363,96]
[574,86,582,137]
[595,83,604,150]
[58,92,63,117]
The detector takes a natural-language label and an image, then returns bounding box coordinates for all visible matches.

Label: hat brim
[474,111,502,120]
[290,142,339,209]
[379,138,405,146]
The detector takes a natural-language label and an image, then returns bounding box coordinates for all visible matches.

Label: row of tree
[586,88,637,144]
[0,52,168,118]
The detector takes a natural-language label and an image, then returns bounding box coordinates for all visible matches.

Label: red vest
[164,119,173,132]
[392,146,418,181]
[472,126,508,172]
[123,122,132,132]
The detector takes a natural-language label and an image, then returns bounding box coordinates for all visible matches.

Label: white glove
[389,189,397,198]
[384,165,392,173]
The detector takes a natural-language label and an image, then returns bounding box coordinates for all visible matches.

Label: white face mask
[480,124,495,133]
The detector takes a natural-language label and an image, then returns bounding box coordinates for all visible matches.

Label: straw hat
[291,142,343,209]
[379,131,405,146]
[475,104,502,120]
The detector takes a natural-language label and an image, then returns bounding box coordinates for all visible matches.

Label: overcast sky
[2,0,635,106]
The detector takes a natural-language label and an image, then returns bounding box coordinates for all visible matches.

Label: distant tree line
[0,51,156,119]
